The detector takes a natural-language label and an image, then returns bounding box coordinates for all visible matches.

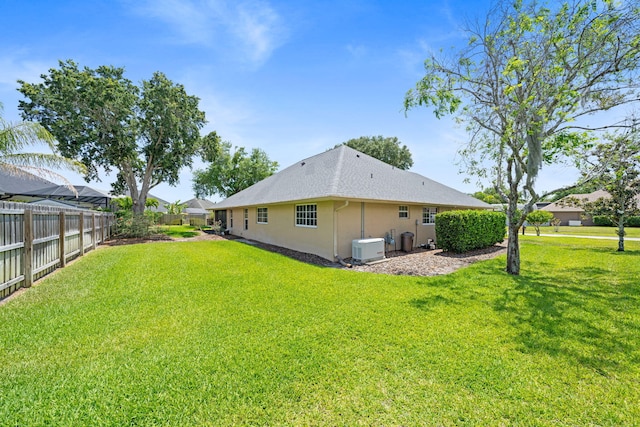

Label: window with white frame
[399,205,409,218]
[296,204,317,227]
[244,209,249,230]
[422,207,438,224]
[257,207,268,224]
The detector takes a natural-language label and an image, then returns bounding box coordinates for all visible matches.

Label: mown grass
[156,224,202,238]
[532,225,640,238]
[1,237,638,425]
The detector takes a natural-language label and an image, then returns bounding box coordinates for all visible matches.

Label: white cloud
[126,0,288,66]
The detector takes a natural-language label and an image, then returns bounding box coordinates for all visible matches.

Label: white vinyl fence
[0,202,115,299]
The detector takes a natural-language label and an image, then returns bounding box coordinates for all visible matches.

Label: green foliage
[0,102,85,187]
[404,0,640,273]
[626,216,640,227]
[577,127,640,250]
[18,60,207,215]
[336,135,413,170]
[472,187,504,204]
[525,210,554,235]
[2,238,639,425]
[113,210,158,238]
[193,141,278,198]
[435,210,506,253]
[547,180,601,202]
[164,199,187,215]
[593,215,614,227]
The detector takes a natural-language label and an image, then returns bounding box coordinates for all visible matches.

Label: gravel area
[105,230,507,276]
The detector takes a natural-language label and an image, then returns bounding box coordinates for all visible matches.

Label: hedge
[593,215,640,227]
[435,210,506,253]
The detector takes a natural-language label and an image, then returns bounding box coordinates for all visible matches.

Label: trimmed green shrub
[593,215,614,226]
[592,215,640,227]
[626,216,640,227]
[435,210,506,253]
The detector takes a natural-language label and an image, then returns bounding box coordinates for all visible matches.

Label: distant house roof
[184,207,208,215]
[215,145,490,209]
[185,198,216,210]
[541,190,611,213]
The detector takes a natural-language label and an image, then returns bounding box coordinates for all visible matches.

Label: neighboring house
[213,145,491,261]
[541,190,611,225]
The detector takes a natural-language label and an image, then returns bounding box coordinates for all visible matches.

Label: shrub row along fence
[0,202,115,300]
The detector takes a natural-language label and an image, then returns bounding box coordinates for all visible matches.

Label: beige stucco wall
[546,211,593,226]
[226,201,336,260]
[335,203,457,258]
[224,201,482,261]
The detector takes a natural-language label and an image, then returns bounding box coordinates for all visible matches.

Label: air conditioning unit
[352,238,385,263]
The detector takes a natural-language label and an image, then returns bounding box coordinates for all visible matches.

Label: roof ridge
[329,145,347,194]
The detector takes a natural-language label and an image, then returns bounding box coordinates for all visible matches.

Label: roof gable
[215,145,489,209]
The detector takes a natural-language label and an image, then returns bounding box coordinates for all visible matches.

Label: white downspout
[333,200,349,260]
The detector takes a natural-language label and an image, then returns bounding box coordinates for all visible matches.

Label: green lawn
[1,237,638,425]
[530,225,640,238]
[156,224,203,238]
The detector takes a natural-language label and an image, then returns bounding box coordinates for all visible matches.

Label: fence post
[23,209,33,288]
[92,214,97,250]
[59,211,66,268]
[79,214,85,256]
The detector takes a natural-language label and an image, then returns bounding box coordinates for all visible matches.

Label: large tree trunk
[506,223,521,275]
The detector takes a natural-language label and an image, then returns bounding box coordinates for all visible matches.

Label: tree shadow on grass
[494,265,640,376]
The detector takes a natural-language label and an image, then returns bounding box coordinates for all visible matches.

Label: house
[213,145,491,261]
[541,189,640,226]
[541,190,610,225]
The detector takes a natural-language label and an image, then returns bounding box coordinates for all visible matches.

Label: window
[399,205,409,218]
[423,207,438,224]
[244,209,249,230]
[296,204,317,227]
[229,210,233,228]
[257,207,268,224]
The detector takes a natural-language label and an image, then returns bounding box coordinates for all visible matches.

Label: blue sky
[1,0,585,203]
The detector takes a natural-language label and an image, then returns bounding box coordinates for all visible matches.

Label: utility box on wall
[352,238,385,263]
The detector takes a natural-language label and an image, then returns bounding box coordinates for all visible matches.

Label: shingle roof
[541,190,611,213]
[184,198,216,210]
[214,145,489,209]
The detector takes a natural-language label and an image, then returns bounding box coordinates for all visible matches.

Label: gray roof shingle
[214,145,489,209]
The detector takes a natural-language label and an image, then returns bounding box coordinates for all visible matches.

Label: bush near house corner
[435,210,506,253]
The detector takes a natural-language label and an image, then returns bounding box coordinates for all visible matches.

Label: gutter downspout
[333,200,349,260]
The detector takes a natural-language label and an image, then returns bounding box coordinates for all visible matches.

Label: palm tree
[0,102,85,191]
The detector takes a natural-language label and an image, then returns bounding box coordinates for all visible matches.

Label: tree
[164,200,187,215]
[193,141,278,198]
[18,60,209,216]
[472,187,504,204]
[113,196,159,211]
[525,210,554,236]
[568,128,640,251]
[1,102,84,190]
[404,1,640,274]
[336,136,413,170]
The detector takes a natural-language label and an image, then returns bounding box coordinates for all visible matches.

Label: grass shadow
[494,265,640,376]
